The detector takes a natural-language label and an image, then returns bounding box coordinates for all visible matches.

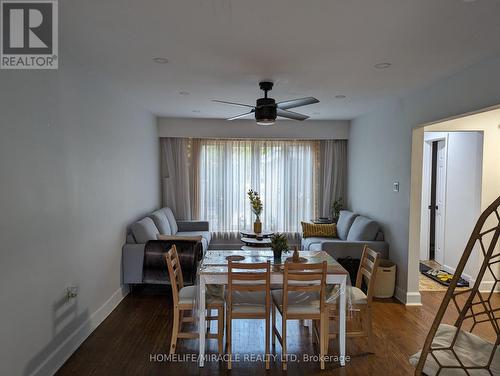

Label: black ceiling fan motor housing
[255,97,276,121]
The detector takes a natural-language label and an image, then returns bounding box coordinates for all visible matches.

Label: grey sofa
[122,207,211,284]
[301,210,389,260]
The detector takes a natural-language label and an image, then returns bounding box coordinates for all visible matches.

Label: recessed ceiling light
[152,57,168,64]
[192,110,200,113]
[335,95,346,99]
[179,91,190,95]
[374,62,392,69]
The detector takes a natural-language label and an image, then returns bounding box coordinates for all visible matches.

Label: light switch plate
[393,181,400,192]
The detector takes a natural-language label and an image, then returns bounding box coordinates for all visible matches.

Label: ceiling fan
[212,81,319,126]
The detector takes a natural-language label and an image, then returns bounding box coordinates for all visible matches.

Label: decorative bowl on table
[226,255,245,262]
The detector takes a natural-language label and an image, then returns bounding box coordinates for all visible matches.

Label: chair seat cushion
[409,324,500,376]
[227,291,267,314]
[326,285,367,305]
[272,290,321,315]
[178,285,224,306]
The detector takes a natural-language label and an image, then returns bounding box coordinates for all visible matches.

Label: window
[198,139,319,236]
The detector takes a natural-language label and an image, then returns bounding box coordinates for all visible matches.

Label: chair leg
[281,318,287,371]
[206,308,211,332]
[218,307,224,355]
[271,303,276,346]
[265,315,270,370]
[320,311,327,370]
[364,307,375,354]
[170,307,180,355]
[226,311,232,370]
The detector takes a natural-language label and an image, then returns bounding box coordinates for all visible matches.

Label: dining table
[197,249,349,367]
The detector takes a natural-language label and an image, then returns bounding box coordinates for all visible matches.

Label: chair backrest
[227,261,271,312]
[283,261,327,313]
[355,245,381,305]
[165,245,184,306]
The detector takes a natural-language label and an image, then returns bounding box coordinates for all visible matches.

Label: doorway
[418,131,483,292]
[420,134,448,267]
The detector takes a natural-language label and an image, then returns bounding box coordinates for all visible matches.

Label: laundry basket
[374,259,396,298]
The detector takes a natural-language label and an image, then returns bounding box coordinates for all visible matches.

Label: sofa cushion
[150,210,172,235]
[161,207,178,234]
[347,216,380,241]
[336,210,358,240]
[176,231,210,252]
[309,242,322,251]
[301,237,324,251]
[131,217,159,244]
[176,231,211,245]
[157,234,202,242]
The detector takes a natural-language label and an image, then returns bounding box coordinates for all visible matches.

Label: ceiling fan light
[257,119,275,126]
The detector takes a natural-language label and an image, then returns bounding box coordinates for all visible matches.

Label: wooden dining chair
[272,261,328,370]
[226,260,271,370]
[165,245,224,355]
[325,245,381,353]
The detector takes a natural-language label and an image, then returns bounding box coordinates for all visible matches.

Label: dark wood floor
[56,287,499,376]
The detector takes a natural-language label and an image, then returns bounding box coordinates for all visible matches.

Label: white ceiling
[62,0,500,120]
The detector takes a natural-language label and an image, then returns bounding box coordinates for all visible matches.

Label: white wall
[441,132,483,279]
[158,118,349,139]
[0,57,160,375]
[348,54,500,304]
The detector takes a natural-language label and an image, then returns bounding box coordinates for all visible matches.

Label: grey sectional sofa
[301,210,389,260]
[122,207,211,284]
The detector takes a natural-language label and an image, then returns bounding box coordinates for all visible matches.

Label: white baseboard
[30,285,130,376]
[395,286,422,306]
[480,280,500,293]
[441,265,499,293]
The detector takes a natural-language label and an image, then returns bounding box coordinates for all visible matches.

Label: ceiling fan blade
[276,108,309,121]
[227,111,255,121]
[212,100,255,109]
[276,97,319,110]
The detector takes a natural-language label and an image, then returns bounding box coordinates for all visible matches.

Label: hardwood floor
[56,286,499,376]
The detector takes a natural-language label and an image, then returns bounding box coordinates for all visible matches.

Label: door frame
[420,133,448,262]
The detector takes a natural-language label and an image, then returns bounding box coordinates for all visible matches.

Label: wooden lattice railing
[415,196,500,375]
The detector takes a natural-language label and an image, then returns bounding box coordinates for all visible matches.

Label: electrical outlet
[393,181,400,192]
[65,285,78,302]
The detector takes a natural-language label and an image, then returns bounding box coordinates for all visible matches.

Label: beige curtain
[160,138,194,219]
[318,140,348,217]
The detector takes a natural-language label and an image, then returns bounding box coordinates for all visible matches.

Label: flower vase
[253,218,262,234]
[272,248,282,261]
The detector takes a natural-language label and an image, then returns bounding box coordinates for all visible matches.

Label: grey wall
[158,117,350,139]
[0,58,160,375]
[347,54,500,302]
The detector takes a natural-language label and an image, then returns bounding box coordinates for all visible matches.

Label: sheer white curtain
[198,139,319,238]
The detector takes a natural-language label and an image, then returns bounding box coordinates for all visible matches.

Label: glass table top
[199,250,348,275]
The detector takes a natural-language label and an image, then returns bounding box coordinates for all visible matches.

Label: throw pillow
[301,222,337,238]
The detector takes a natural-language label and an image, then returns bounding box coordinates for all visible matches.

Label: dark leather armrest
[143,239,203,285]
